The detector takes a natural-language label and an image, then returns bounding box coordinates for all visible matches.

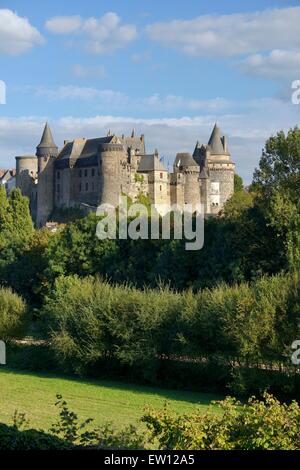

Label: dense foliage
[1,393,299,450]
[40,273,300,396]
[0,423,69,450]
[142,393,300,450]
[0,287,27,340]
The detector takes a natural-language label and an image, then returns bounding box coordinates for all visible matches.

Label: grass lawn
[0,368,222,431]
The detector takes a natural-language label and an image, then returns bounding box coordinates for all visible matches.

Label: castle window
[57,171,60,180]
[84,169,88,177]
[160,173,163,179]
[160,185,162,191]
[92,168,95,177]
[85,182,89,192]
[57,184,60,193]
[79,170,82,178]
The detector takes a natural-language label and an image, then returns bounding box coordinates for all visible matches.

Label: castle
[15,123,235,226]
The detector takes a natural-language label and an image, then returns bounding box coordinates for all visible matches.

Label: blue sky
[1,0,300,182]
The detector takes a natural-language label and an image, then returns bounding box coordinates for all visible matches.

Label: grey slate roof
[207,123,226,155]
[174,152,198,168]
[37,123,57,149]
[138,154,167,172]
[57,134,145,161]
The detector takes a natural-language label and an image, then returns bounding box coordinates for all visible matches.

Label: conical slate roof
[207,123,225,155]
[174,152,198,168]
[37,123,57,149]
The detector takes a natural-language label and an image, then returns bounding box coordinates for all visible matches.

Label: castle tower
[98,141,125,207]
[15,155,38,220]
[204,123,235,214]
[36,123,58,226]
[172,152,201,211]
[199,167,211,215]
[15,155,37,199]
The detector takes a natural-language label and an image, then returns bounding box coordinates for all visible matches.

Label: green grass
[0,368,222,431]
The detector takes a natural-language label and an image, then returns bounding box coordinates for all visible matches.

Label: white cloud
[143,94,231,112]
[45,12,137,54]
[24,85,232,112]
[146,7,300,58]
[34,85,128,106]
[45,15,82,34]
[0,9,43,55]
[239,50,300,81]
[72,64,107,79]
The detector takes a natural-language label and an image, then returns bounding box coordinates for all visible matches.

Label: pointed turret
[36,123,58,158]
[36,123,58,227]
[207,123,225,155]
[193,140,200,157]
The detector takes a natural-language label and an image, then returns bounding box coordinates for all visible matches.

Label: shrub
[41,273,300,397]
[0,423,69,450]
[0,287,27,340]
[142,393,300,450]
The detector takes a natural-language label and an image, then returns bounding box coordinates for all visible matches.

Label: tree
[0,186,13,243]
[253,127,300,203]
[252,127,300,272]
[234,174,244,193]
[8,188,33,240]
[223,190,254,220]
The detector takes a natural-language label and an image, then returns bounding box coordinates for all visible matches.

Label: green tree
[252,127,300,271]
[253,127,300,202]
[0,186,13,245]
[223,190,254,220]
[8,188,33,240]
[234,174,244,192]
[0,286,27,340]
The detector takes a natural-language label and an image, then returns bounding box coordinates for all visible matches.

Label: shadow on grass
[0,366,224,407]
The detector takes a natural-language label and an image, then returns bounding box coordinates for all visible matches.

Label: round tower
[205,124,235,213]
[36,123,58,226]
[98,142,125,207]
[174,152,201,211]
[15,155,37,198]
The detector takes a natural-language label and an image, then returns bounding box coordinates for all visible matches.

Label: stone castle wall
[15,125,236,224]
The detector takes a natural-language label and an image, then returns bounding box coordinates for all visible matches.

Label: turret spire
[208,123,225,155]
[37,123,56,148]
[36,123,58,157]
